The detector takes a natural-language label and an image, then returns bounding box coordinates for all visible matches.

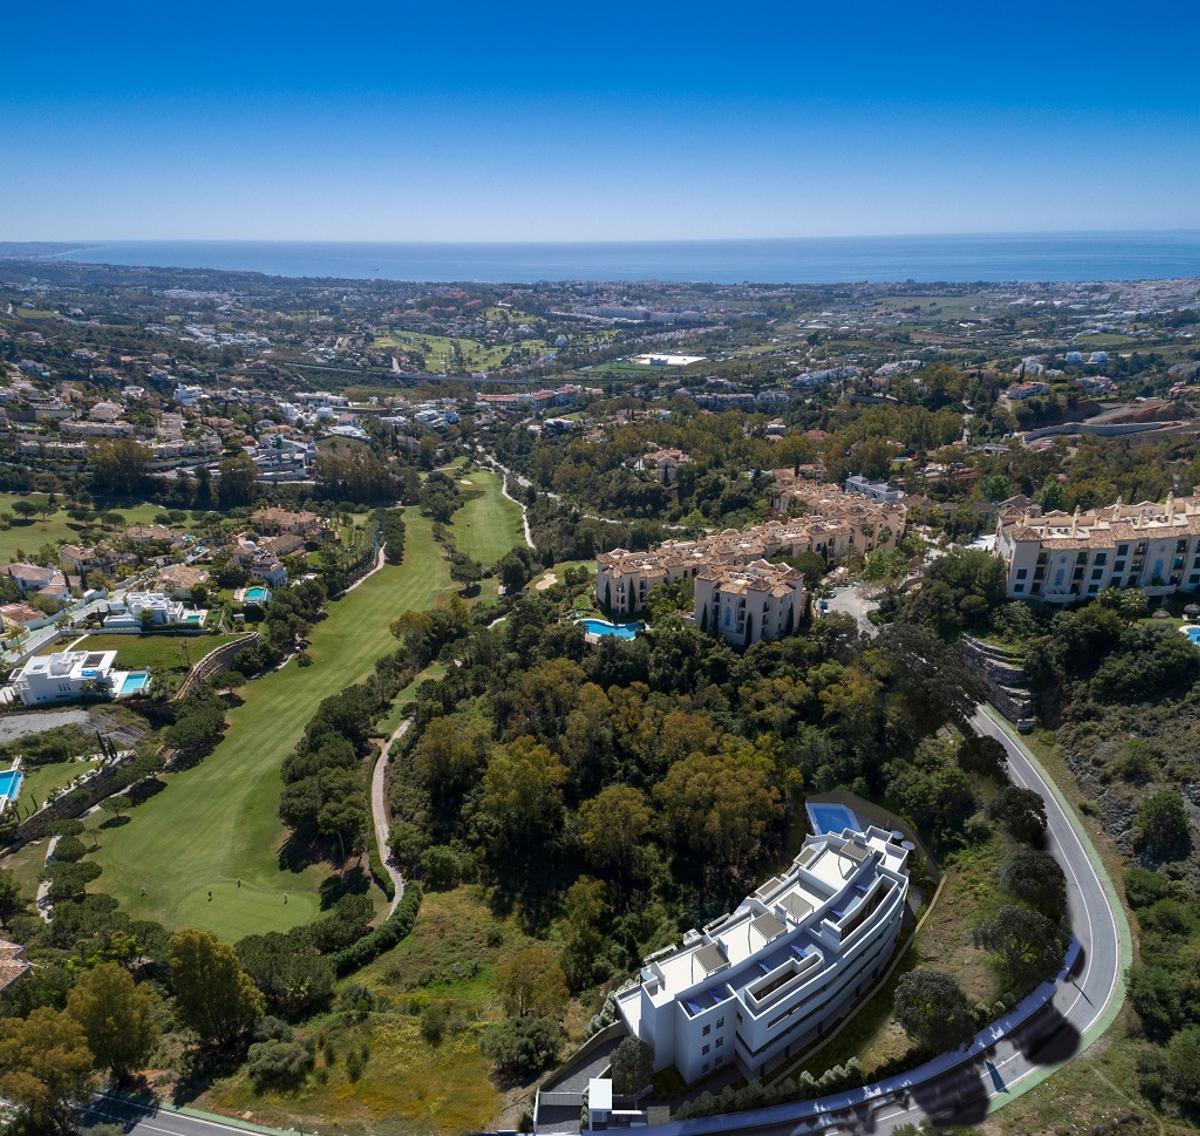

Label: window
[702,1044,710,1056]
[702,1062,710,1074]
[716,1017,725,1028]
[1088,584,1099,594]
[1094,552,1108,566]
[1013,584,1025,593]
[1016,568,1028,580]
[702,1025,710,1036]
[1091,568,1103,580]
[715,1037,724,1048]
[1114,560,1126,572]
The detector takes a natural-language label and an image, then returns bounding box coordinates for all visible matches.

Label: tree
[986,785,1047,844]
[578,784,652,883]
[169,929,264,1048]
[496,943,568,1018]
[480,737,567,857]
[90,439,151,495]
[998,847,1066,918]
[972,905,1064,988]
[956,733,1007,780]
[610,1037,654,1094]
[10,500,38,522]
[0,866,23,923]
[0,1007,94,1133]
[479,1016,563,1079]
[1135,791,1191,861]
[893,969,976,1050]
[1164,1024,1200,1111]
[217,451,258,507]
[655,737,783,889]
[67,962,159,1081]
[559,877,608,991]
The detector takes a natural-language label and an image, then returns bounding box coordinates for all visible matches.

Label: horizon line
[7,227,1200,249]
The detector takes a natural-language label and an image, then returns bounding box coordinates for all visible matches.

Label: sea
[48,231,1200,285]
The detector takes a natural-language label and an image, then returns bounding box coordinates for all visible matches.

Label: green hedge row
[334,881,422,975]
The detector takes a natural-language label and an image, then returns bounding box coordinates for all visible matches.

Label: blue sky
[3,1,1198,241]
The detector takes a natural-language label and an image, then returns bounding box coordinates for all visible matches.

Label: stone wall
[961,635,1037,729]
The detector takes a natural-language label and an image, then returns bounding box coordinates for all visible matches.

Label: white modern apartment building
[996,491,1200,602]
[11,650,149,706]
[616,825,909,1085]
[693,559,805,646]
[597,481,904,619]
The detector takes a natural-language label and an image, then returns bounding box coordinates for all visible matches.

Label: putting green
[89,512,451,941]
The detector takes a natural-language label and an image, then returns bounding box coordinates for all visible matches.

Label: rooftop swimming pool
[120,671,151,696]
[579,618,641,640]
[0,770,23,803]
[807,801,860,835]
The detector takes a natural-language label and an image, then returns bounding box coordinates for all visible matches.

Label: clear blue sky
[4,0,1198,241]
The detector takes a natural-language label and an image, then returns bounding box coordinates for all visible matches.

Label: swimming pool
[244,586,270,603]
[1184,625,1200,645]
[0,770,23,803]
[120,671,151,696]
[806,801,860,835]
[579,618,640,640]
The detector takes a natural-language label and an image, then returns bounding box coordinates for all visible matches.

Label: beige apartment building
[693,559,805,646]
[596,481,905,637]
[995,491,1200,602]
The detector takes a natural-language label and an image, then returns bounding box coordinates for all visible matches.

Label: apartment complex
[996,491,1200,602]
[693,559,805,646]
[616,825,910,1085]
[596,481,904,628]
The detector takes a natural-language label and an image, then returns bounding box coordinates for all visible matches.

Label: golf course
[88,511,452,940]
[450,468,526,564]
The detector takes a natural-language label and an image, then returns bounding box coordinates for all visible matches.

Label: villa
[102,591,208,630]
[11,649,151,705]
[616,824,910,1085]
[996,490,1200,602]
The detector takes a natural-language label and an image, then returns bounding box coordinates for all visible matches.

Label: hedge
[368,840,396,902]
[334,881,422,975]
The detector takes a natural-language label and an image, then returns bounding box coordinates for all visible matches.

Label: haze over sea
[51,231,1200,285]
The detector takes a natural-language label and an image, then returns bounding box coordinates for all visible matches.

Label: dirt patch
[535,572,558,592]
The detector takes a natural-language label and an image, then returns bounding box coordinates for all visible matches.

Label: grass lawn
[88,512,452,941]
[0,494,194,563]
[56,632,246,672]
[375,661,448,736]
[449,470,524,566]
[9,758,100,822]
[373,329,546,373]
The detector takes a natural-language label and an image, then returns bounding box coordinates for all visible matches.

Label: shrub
[420,1001,447,1045]
[610,1037,653,1094]
[985,785,1047,844]
[998,846,1067,918]
[1135,791,1191,861]
[246,1040,313,1089]
[333,883,422,976]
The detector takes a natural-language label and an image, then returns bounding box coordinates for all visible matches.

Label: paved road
[79,1093,295,1136]
[724,706,1126,1136]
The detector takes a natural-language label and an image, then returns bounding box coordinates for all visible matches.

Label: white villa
[11,649,150,706]
[102,591,208,630]
[995,490,1200,602]
[617,824,910,1085]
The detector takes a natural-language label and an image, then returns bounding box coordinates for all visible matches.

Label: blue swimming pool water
[244,586,270,602]
[579,618,640,639]
[120,671,150,695]
[0,770,23,801]
[807,802,860,835]
[1185,626,1200,644]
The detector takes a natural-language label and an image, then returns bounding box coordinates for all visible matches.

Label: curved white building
[616,825,909,1085]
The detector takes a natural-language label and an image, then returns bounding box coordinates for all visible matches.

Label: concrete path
[370,717,410,914]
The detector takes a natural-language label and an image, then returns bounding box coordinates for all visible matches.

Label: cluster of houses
[596,479,906,646]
